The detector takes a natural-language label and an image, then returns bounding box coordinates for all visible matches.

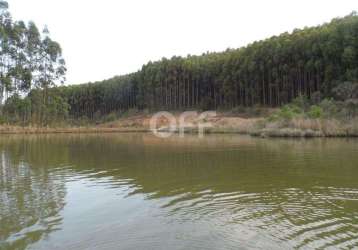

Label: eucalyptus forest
[1,0,358,125]
[61,12,358,121]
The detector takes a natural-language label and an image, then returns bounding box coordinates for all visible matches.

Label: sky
[9,0,358,85]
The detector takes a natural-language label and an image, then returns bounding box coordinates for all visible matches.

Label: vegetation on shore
[0,0,358,138]
[1,89,358,138]
[252,82,358,137]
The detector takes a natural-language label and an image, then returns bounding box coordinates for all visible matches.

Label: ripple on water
[155,186,358,249]
[2,135,358,249]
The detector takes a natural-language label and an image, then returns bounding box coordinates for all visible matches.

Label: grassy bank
[0,110,261,135]
[1,112,357,138]
[2,94,358,137]
[250,94,358,137]
[250,118,358,138]
[1,118,357,137]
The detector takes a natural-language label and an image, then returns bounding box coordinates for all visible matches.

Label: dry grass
[2,112,358,138]
[100,112,262,134]
[0,112,262,135]
[252,117,358,137]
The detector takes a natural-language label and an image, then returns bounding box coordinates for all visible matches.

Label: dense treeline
[3,10,358,124]
[55,12,358,121]
[0,0,66,124]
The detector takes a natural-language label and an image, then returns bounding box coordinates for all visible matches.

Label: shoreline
[0,126,150,134]
[0,126,358,138]
[1,112,357,138]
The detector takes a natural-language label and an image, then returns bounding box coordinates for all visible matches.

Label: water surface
[1,134,358,249]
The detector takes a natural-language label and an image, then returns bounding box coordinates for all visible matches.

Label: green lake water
[0,134,358,249]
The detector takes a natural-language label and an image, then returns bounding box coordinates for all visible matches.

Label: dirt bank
[0,112,262,134]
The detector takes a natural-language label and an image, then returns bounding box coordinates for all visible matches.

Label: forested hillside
[3,10,358,124]
[59,12,358,120]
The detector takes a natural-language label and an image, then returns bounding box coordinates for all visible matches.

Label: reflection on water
[0,134,358,249]
[0,146,66,249]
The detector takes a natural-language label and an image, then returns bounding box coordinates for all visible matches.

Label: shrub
[268,105,302,122]
[280,106,296,120]
[292,95,310,111]
[320,98,339,117]
[307,105,323,119]
[103,112,117,123]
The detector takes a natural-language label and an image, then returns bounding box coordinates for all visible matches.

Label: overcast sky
[9,0,358,85]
